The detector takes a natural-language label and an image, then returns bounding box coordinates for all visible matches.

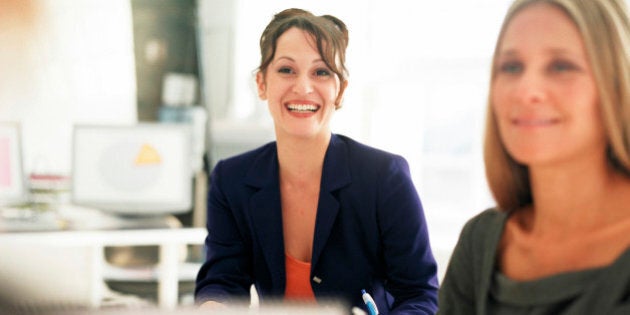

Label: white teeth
[287,104,318,112]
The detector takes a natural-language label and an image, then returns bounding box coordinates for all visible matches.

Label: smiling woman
[256,26,346,142]
[195,8,439,314]
[198,1,516,283]
[439,0,630,314]
[491,2,604,168]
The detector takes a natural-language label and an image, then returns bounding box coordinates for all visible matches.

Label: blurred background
[0,0,517,312]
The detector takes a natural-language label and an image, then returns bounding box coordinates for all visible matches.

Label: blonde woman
[439,0,630,313]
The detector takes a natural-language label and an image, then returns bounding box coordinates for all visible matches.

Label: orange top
[284,253,316,301]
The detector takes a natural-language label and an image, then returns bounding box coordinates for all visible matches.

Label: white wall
[0,0,137,175]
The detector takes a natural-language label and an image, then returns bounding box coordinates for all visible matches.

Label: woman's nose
[515,71,547,105]
[292,74,314,95]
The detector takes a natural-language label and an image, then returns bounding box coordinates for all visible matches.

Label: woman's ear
[334,80,348,109]
[256,71,267,100]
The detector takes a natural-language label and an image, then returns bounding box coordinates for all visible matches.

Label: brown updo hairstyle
[484,0,630,211]
[258,8,349,107]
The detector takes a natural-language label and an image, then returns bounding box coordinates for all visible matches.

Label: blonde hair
[484,0,630,210]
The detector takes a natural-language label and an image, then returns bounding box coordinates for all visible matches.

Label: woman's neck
[528,155,630,235]
[276,133,331,183]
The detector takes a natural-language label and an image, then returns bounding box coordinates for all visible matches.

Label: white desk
[0,227,206,310]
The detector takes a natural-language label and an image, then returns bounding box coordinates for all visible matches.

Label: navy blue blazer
[195,134,438,314]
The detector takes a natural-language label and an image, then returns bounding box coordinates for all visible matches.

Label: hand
[198,300,228,310]
[352,306,368,315]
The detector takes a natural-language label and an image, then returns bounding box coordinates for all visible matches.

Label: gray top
[438,208,630,315]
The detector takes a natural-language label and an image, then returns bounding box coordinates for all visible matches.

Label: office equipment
[161,72,198,107]
[158,106,207,173]
[0,122,27,206]
[71,123,193,216]
[70,124,199,309]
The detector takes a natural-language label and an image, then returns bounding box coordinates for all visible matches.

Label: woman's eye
[278,67,293,74]
[549,61,577,73]
[315,69,331,77]
[498,61,522,74]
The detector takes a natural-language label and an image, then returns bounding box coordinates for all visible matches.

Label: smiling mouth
[287,103,320,113]
[512,118,558,126]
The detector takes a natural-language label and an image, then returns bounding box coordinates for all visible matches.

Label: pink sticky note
[0,138,11,187]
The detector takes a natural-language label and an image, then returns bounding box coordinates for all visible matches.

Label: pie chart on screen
[98,141,162,192]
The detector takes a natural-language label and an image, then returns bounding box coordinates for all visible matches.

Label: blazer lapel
[311,135,352,269]
[242,136,352,290]
[244,145,286,293]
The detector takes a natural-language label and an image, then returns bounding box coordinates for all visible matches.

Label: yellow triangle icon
[134,144,161,165]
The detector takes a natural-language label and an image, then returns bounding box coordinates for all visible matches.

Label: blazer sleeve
[377,155,439,314]
[194,160,253,304]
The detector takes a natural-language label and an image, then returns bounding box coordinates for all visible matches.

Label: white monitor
[0,122,27,206]
[71,124,193,216]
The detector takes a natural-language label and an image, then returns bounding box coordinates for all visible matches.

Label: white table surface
[0,205,207,310]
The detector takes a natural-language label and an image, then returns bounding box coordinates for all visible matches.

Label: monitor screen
[0,122,27,206]
[71,124,193,216]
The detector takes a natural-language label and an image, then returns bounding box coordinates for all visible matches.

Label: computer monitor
[0,122,27,206]
[71,123,193,216]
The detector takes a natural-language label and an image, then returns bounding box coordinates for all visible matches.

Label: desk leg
[159,243,180,310]
[89,244,105,309]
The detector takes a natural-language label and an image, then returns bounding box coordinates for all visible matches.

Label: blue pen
[361,289,379,315]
